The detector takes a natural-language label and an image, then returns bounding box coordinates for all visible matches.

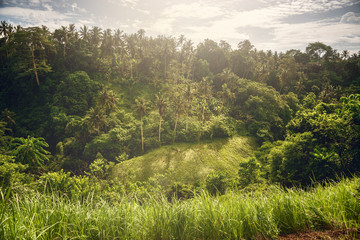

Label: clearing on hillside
[112,136,256,185]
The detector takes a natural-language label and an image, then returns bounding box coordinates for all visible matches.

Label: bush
[238,157,262,188]
[0,154,26,188]
[205,171,229,196]
[166,183,194,201]
[38,170,94,199]
[38,169,73,195]
[86,153,114,180]
[204,114,236,139]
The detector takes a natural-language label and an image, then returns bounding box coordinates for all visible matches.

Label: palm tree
[198,77,212,123]
[114,29,124,47]
[101,28,114,58]
[14,27,53,86]
[137,29,145,58]
[155,93,167,145]
[0,21,9,39]
[97,89,117,115]
[135,97,149,152]
[85,107,108,134]
[171,93,184,143]
[79,25,89,42]
[10,136,50,169]
[219,83,235,113]
[0,21,13,57]
[1,108,16,125]
[125,34,138,79]
[90,26,102,47]
[183,82,194,131]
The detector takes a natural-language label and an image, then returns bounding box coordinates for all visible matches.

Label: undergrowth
[0,178,359,239]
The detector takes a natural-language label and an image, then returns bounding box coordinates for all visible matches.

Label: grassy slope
[112,136,256,185]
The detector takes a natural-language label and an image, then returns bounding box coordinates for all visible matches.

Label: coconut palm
[135,97,149,152]
[155,93,167,145]
[171,93,185,143]
[90,26,102,47]
[85,107,108,134]
[98,89,117,114]
[79,25,89,42]
[13,27,54,86]
[1,108,16,125]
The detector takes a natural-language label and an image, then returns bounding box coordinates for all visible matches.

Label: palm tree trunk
[158,115,162,146]
[164,55,167,80]
[31,46,40,86]
[173,113,178,143]
[140,117,144,152]
[130,60,133,79]
[202,103,205,123]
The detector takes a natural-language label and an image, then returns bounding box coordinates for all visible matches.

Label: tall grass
[0,178,359,239]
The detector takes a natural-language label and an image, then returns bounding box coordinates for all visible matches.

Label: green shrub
[166,183,194,201]
[86,153,114,180]
[0,154,26,188]
[205,171,229,196]
[38,169,73,194]
[238,157,262,188]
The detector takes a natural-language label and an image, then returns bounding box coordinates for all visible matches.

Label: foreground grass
[1,178,359,239]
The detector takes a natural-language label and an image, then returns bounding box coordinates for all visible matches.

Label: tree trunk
[130,60,133,79]
[31,46,40,86]
[164,55,167,80]
[202,102,206,123]
[173,113,178,143]
[140,117,144,152]
[158,115,162,146]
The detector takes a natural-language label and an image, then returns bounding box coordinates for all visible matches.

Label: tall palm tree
[90,26,102,47]
[85,107,108,134]
[183,82,194,131]
[125,34,138,79]
[135,97,149,152]
[10,136,50,168]
[198,77,212,123]
[13,27,53,86]
[101,28,114,58]
[0,21,13,44]
[1,108,16,125]
[79,25,89,42]
[98,89,117,114]
[155,93,167,145]
[183,40,194,79]
[171,93,184,143]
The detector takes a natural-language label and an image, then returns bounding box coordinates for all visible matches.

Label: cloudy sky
[1,0,360,52]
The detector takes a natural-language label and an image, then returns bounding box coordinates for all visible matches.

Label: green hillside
[112,136,256,185]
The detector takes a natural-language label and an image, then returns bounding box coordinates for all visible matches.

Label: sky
[0,0,360,53]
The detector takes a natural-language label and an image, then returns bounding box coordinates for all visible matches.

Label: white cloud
[151,18,175,34]
[0,7,68,22]
[260,21,360,51]
[1,0,359,52]
[146,0,360,51]
[70,2,86,13]
[162,2,225,19]
[42,3,52,11]
[341,12,360,23]
[0,6,82,30]
[107,0,138,8]
[71,3,77,12]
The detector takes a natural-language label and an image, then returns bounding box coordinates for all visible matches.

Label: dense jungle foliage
[0,20,359,193]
